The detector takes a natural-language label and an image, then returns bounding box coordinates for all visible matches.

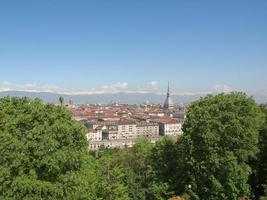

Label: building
[117,120,137,139]
[88,137,161,151]
[69,101,185,151]
[158,119,182,136]
[136,122,159,138]
[102,120,160,141]
[86,127,103,142]
[163,82,174,111]
[102,119,138,140]
[85,120,118,129]
[102,124,119,140]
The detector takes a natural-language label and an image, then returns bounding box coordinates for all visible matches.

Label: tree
[96,139,172,200]
[260,185,267,200]
[172,93,264,199]
[95,149,130,200]
[59,96,64,106]
[250,104,267,199]
[0,97,97,199]
[107,139,153,200]
[150,136,177,190]
[119,139,171,200]
[169,196,187,200]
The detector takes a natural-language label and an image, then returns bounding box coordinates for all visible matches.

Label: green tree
[0,97,97,199]
[149,136,177,199]
[250,104,267,199]
[260,185,267,200]
[59,96,64,106]
[106,139,153,200]
[96,151,130,200]
[150,136,176,191]
[115,139,171,200]
[172,93,264,199]
[259,105,267,200]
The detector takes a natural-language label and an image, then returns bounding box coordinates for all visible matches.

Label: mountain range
[0,91,266,105]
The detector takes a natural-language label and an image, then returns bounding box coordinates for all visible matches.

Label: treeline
[0,93,267,200]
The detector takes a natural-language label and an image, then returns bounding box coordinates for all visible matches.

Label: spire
[163,81,174,111]
[167,81,170,97]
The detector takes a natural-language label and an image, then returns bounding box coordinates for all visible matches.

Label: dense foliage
[250,104,267,199]
[0,93,267,199]
[172,93,264,199]
[0,97,99,199]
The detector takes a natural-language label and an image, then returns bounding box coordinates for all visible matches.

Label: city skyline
[1,1,267,96]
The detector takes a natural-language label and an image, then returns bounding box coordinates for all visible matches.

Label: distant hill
[0,91,266,104]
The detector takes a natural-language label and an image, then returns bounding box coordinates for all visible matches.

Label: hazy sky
[0,0,267,95]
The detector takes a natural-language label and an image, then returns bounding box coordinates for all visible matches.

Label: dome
[164,96,174,110]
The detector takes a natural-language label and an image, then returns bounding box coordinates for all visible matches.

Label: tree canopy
[172,92,264,199]
[250,104,267,199]
[0,97,97,199]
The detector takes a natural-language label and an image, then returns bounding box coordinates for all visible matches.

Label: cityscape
[69,84,185,150]
[1,1,267,200]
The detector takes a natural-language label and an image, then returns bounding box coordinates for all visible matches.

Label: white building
[86,127,103,142]
[158,119,182,136]
[136,122,159,138]
[102,120,160,140]
[102,125,119,140]
[89,137,161,151]
[117,121,137,139]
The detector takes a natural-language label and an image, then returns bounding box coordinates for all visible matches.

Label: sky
[0,0,267,96]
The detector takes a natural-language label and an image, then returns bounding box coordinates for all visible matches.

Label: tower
[163,82,174,111]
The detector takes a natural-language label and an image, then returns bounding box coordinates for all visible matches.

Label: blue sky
[0,0,267,95]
